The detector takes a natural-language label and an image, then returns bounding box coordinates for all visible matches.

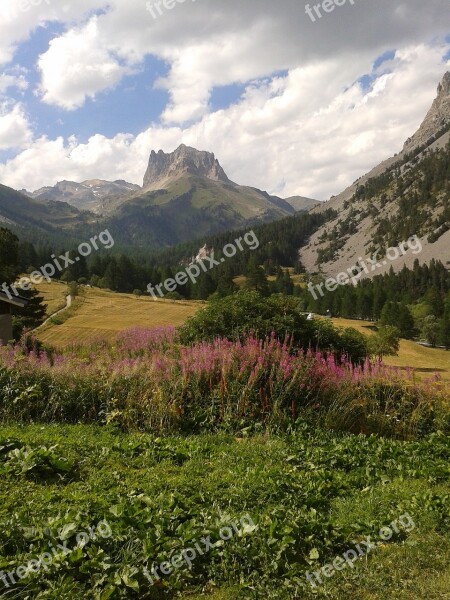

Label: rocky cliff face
[143,144,230,191]
[403,71,450,152]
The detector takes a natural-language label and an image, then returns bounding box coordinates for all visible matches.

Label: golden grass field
[34,282,449,378]
[34,280,68,316]
[36,284,202,348]
[332,317,450,380]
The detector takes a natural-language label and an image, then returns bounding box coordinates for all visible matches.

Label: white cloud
[0,43,448,199]
[37,17,135,110]
[0,0,449,198]
[29,0,450,121]
[0,71,28,95]
[0,102,32,150]
[0,0,102,66]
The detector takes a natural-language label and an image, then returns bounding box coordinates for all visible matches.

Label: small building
[0,292,27,345]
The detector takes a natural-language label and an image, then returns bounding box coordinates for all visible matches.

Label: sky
[0,0,449,200]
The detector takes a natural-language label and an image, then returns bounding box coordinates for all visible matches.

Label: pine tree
[440,308,450,350]
[0,228,20,283]
[12,287,47,338]
[245,257,269,296]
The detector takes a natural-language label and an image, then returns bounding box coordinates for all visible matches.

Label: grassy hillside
[105,174,294,247]
[36,285,201,348]
[332,317,450,380]
[35,280,69,316]
[0,183,98,236]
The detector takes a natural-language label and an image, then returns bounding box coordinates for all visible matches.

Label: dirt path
[38,294,72,328]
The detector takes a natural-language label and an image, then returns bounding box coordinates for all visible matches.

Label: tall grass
[0,328,448,437]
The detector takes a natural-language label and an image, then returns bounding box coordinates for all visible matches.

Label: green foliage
[368,326,400,360]
[179,291,368,363]
[0,227,20,284]
[422,315,440,347]
[304,260,450,340]
[0,440,76,482]
[68,281,79,298]
[0,425,448,598]
[244,257,269,296]
[12,287,47,339]
[380,302,416,339]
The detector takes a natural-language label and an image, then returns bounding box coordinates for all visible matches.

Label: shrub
[179,291,368,363]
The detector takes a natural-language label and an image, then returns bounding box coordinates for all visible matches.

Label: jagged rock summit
[143,144,230,191]
[403,71,450,152]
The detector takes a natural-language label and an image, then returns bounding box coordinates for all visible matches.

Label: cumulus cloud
[0,71,28,95]
[1,43,449,197]
[0,102,33,150]
[37,16,136,110]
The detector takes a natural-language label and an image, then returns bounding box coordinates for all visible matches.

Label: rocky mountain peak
[143,144,230,191]
[403,71,450,152]
[437,71,450,96]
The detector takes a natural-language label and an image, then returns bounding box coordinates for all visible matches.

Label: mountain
[143,144,230,191]
[98,145,295,246]
[26,179,140,213]
[285,196,321,212]
[300,71,450,277]
[0,183,99,247]
[4,145,297,249]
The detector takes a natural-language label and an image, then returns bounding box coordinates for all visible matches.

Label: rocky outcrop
[403,71,450,152]
[299,71,450,277]
[143,144,230,191]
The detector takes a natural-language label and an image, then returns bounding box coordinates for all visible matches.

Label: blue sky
[13,27,169,142]
[9,24,249,145]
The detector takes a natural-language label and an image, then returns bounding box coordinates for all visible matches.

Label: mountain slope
[104,174,295,246]
[300,71,450,277]
[0,183,101,248]
[6,145,297,249]
[100,145,295,246]
[0,184,97,232]
[26,179,140,213]
[285,196,321,212]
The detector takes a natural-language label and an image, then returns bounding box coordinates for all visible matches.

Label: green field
[0,425,448,599]
[1,284,448,598]
[332,317,450,380]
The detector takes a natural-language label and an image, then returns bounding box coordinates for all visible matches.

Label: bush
[179,291,368,363]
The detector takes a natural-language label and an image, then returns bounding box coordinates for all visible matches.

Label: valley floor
[35,282,450,379]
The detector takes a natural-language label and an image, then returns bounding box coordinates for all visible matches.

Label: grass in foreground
[0,424,448,598]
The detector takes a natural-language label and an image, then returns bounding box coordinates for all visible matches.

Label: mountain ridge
[300,71,450,277]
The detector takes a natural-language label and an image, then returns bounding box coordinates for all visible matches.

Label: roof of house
[0,291,28,308]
